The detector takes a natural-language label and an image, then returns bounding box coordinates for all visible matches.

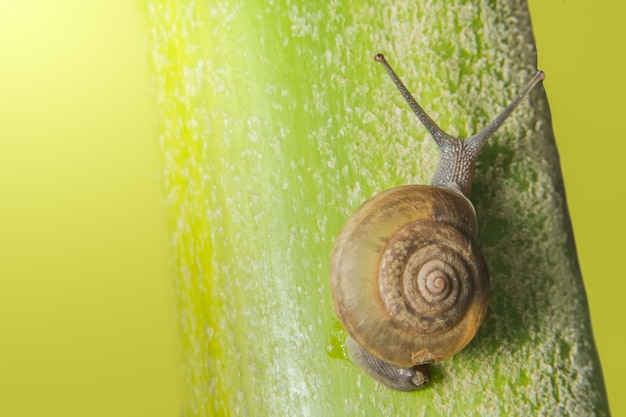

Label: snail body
[330,54,545,391]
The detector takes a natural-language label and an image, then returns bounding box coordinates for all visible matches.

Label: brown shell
[330,185,489,368]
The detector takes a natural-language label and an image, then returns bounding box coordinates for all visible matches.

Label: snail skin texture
[330,53,545,391]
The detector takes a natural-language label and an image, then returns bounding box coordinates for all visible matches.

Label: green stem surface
[144,0,610,415]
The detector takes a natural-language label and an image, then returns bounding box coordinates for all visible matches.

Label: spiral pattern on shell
[379,220,476,335]
[330,185,489,368]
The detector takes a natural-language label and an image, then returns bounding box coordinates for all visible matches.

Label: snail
[329,53,545,391]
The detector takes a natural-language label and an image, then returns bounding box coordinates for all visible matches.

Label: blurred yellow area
[0,1,623,416]
[530,2,625,415]
[0,1,179,416]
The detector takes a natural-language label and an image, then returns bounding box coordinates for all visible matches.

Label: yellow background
[0,1,622,416]
[0,1,180,416]
[530,2,625,415]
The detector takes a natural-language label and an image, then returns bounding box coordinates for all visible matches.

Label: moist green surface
[144,0,609,415]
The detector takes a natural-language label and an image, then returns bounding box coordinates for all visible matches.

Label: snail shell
[330,185,489,389]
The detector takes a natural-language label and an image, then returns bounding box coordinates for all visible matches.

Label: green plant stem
[144,0,610,415]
